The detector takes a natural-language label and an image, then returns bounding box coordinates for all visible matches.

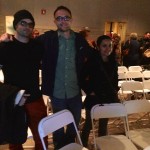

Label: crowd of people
[122,32,150,67]
[0,5,149,150]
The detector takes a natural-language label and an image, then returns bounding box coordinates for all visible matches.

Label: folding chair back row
[128,66,143,72]
[125,71,144,81]
[118,66,128,73]
[38,109,88,150]
[91,103,138,150]
[143,71,150,79]
[118,66,143,73]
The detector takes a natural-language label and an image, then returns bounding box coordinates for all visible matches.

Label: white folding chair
[121,81,146,100]
[126,71,144,81]
[118,66,128,73]
[38,109,88,150]
[144,146,150,150]
[128,66,143,72]
[91,103,138,150]
[143,71,150,80]
[124,100,150,149]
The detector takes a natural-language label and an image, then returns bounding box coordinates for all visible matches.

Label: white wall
[0,0,150,40]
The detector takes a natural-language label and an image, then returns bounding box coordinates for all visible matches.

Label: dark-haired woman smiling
[81,35,119,147]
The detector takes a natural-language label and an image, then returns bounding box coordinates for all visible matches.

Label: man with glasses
[0,10,47,150]
[37,5,92,149]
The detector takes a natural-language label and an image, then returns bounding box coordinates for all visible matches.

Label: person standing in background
[122,33,140,67]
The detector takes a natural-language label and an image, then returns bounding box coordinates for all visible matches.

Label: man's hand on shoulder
[0,33,13,42]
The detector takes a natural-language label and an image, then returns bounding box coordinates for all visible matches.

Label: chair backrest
[142,71,150,79]
[91,103,127,120]
[143,80,150,89]
[118,66,128,73]
[38,109,83,150]
[14,90,25,105]
[121,81,144,91]
[126,71,144,80]
[124,100,150,115]
[128,66,143,72]
[118,72,127,80]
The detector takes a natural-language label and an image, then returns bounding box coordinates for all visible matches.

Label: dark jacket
[81,51,119,109]
[122,39,140,66]
[38,30,91,97]
[0,83,27,144]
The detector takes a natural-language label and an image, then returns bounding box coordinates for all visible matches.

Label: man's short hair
[54,6,72,17]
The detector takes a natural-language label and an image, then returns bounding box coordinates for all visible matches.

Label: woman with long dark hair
[81,35,119,147]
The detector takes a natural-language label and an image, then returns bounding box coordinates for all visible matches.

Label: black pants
[81,109,108,147]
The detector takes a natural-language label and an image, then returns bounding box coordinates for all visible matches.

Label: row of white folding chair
[91,100,150,150]
[118,71,144,81]
[118,66,143,73]
[38,109,88,150]
[118,69,150,81]
[118,71,150,99]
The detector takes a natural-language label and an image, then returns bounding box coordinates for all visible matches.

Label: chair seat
[59,143,88,150]
[144,146,150,150]
[128,128,150,149]
[96,135,137,150]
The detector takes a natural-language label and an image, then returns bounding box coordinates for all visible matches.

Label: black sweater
[81,50,119,104]
[0,38,43,103]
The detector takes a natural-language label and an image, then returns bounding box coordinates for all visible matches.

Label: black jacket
[0,83,27,144]
[81,50,119,109]
[39,30,92,97]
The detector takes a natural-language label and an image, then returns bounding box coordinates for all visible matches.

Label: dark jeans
[50,95,82,150]
[81,109,108,147]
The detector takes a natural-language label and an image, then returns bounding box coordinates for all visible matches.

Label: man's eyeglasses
[55,16,71,22]
[101,44,112,48]
[19,20,34,28]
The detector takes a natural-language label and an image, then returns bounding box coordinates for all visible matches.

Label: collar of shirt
[57,30,75,40]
